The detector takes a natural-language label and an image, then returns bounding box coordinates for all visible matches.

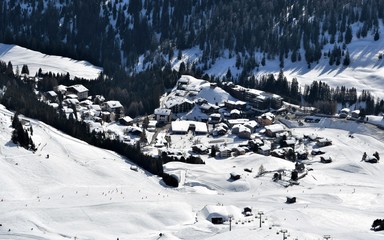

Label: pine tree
[345,25,353,44]
[343,50,351,66]
[374,30,380,41]
[21,64,29,75]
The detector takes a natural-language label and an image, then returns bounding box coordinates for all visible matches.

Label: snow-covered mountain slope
[171,22,384,100]
[1,102,384,239]
[0,43,102,80]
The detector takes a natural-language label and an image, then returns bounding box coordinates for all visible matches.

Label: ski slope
[1,103,384,239]
[0,43,102,80]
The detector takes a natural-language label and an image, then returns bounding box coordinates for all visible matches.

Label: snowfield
[170,22,384,100]
[0,43,103,80]
[1,103,384,239]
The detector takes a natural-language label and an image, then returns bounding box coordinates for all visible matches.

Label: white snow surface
[0,43,103,80]
[1,103,384,239]
[172,22,384,99]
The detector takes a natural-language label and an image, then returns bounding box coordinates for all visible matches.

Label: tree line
[1,0,383,77]
[0,66,164,176]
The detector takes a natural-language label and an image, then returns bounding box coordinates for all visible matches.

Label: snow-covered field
[0,43,102,80]
[1,102,384,239]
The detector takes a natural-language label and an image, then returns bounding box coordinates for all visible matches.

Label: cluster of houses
[150,76,336,162]
[154,77,284,126]
[41,83,130,128]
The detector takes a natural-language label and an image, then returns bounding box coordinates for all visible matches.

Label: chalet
[54,84,67,95]
[200,103,220,114]
[257,112,275,126]
[237,125,252,139]
[224,100,247,111]
[154,108,172,123]
[316,138,332,147]
[212,125,228,136]
[258,144,271,156]
[296,149,308,160]
[231,124,242,135]
[232,147,246,156]
[320,156,332,163]
[79,99,93,107]
[227,118,249,127]
[281,138,296,148]
[271,148,286,159]
[208,113,222,124]
[43,91,58,102]
[243,207,252,216]
[230,109,241,119]
[101,111,111,122]
[311,149,325,155]
[89,104,101,117]
[125,126,143,136]
[66,84,89,100]
[164,97,194,113]
[176,77,190,89]
[243,120,258,132]
[101,101,124,121]
[200,205,241,224]
[286,196,296,204]
[93,95,105,104]
[219,147,232,158]
[192,144,209,154]
[230,172,241,180]
[119,116,133,126]
[248,138,264,151]
[63,98,79,107]
[264,124,287,137]
[339,108,350,118]
[351,110,360,119]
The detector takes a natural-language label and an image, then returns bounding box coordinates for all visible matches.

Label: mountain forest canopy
[1,0,383,76]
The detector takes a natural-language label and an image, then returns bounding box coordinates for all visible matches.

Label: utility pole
[229,215,233,231]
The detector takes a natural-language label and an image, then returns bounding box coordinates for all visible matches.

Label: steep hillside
[1,103,384,239]
[1,0,383,78]
[0,43,102,79]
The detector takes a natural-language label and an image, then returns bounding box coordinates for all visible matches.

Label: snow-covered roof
[90,104,101,111]
[244,120,258,129]
[201,205,241,222]
[265,124,286,133]
[171,120,208,133]
[261,112,275,120]
[238,125,251,133]
[226,100,247,105]
[164,97,194,109]
[46,90,57,97]
[227,119,249,126]
[56,84,67,92]
[230,109,241,115]
[104,100,123,109]
[341,108,350,113]
[80,99,93,106]
[259,145,271,151]
[66,94,79,99]
[68,84,88,93]
[120,116,133,123]
[154,108,171,116]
